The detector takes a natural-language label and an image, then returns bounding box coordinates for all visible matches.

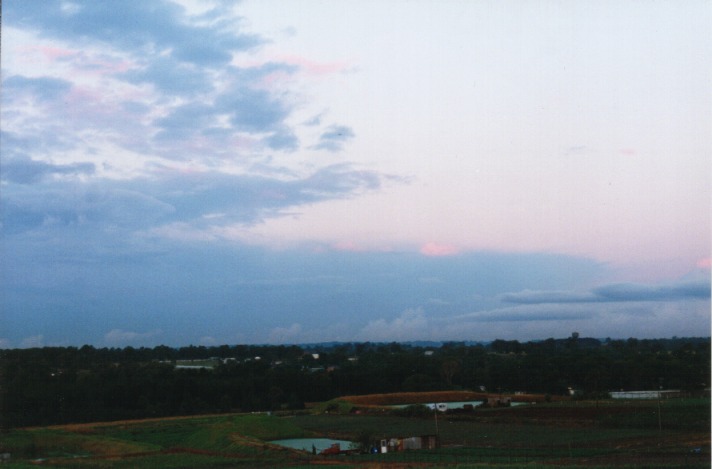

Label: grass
[1,414,308,468]
[292,412,662,448]
[1,398,708,468]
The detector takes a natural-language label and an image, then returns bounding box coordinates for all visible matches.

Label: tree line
[1,336,709,428]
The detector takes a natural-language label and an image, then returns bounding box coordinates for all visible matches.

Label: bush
[392,404,433,418]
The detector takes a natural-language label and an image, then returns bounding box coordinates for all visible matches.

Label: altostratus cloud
[501,280,710,305]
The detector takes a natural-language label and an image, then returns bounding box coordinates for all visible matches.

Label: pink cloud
[36,45,78,61]
[14,44,78,68]
[26,45,134,77]
[260,70,295,87]
[420,242,459,257]
[333,240,367,252]
[696,257,712,269]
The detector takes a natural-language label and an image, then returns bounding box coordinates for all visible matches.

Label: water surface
[270,438,355,453]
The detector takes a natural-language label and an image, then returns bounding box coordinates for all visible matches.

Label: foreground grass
[2,413,310,468]
[1,399,708,468]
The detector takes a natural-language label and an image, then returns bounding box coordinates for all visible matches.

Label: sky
[1,0,710,348]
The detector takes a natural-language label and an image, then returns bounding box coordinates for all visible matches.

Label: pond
[270,438,356,453]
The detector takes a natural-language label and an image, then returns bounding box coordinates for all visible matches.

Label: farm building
[380,435,438,453]
[486,396,511,407]
[610,390,682,399]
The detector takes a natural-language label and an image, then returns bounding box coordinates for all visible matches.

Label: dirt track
[340,390,564,406]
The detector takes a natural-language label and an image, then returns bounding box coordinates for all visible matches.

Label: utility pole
[434,404,439,437]
[657,378,663,442]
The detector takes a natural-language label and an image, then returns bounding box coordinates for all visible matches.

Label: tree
[440,359,461,386]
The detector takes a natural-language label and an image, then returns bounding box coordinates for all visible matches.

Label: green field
[1,399,709,468]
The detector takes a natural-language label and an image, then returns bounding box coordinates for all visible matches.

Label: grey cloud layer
[3,75,72,100]
[3,155,95,184]
[501,281,711,304]
[2,164,384,237]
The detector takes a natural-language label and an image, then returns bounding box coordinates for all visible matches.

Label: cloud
[140,65,302,152]
[420,242,459,257]
[303,113,323,126]
[593,281,710,302]
[3,75,72,100]
[5,1,261,67]
[500,290,598,304]
[427,298,451,306]
[1,182,176,235]
[312,125,355,152]
[457,304,597,323]
[2,156,95,184]
[280,56,351,76]
[20,335,45,348]
[220,86,292,132]
[199,336,219,346]
[2,164,384,238]
[122,57,214,95]
[150,164,382,226]
[269,323,303,344]
[104,329,161,345]
[358,308,430,342]
[2,2,306,168]
[501,280,711,305]
[263,128,300,151]
[440,299,710,342]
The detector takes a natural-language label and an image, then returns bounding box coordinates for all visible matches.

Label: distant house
[174,358,219,370]
[175,365,212,370]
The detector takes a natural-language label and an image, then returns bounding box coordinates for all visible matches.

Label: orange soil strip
[36,412,247,432]
[339,391,567,406]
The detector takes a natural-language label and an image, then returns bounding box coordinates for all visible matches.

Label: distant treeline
[1,336,709,428]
